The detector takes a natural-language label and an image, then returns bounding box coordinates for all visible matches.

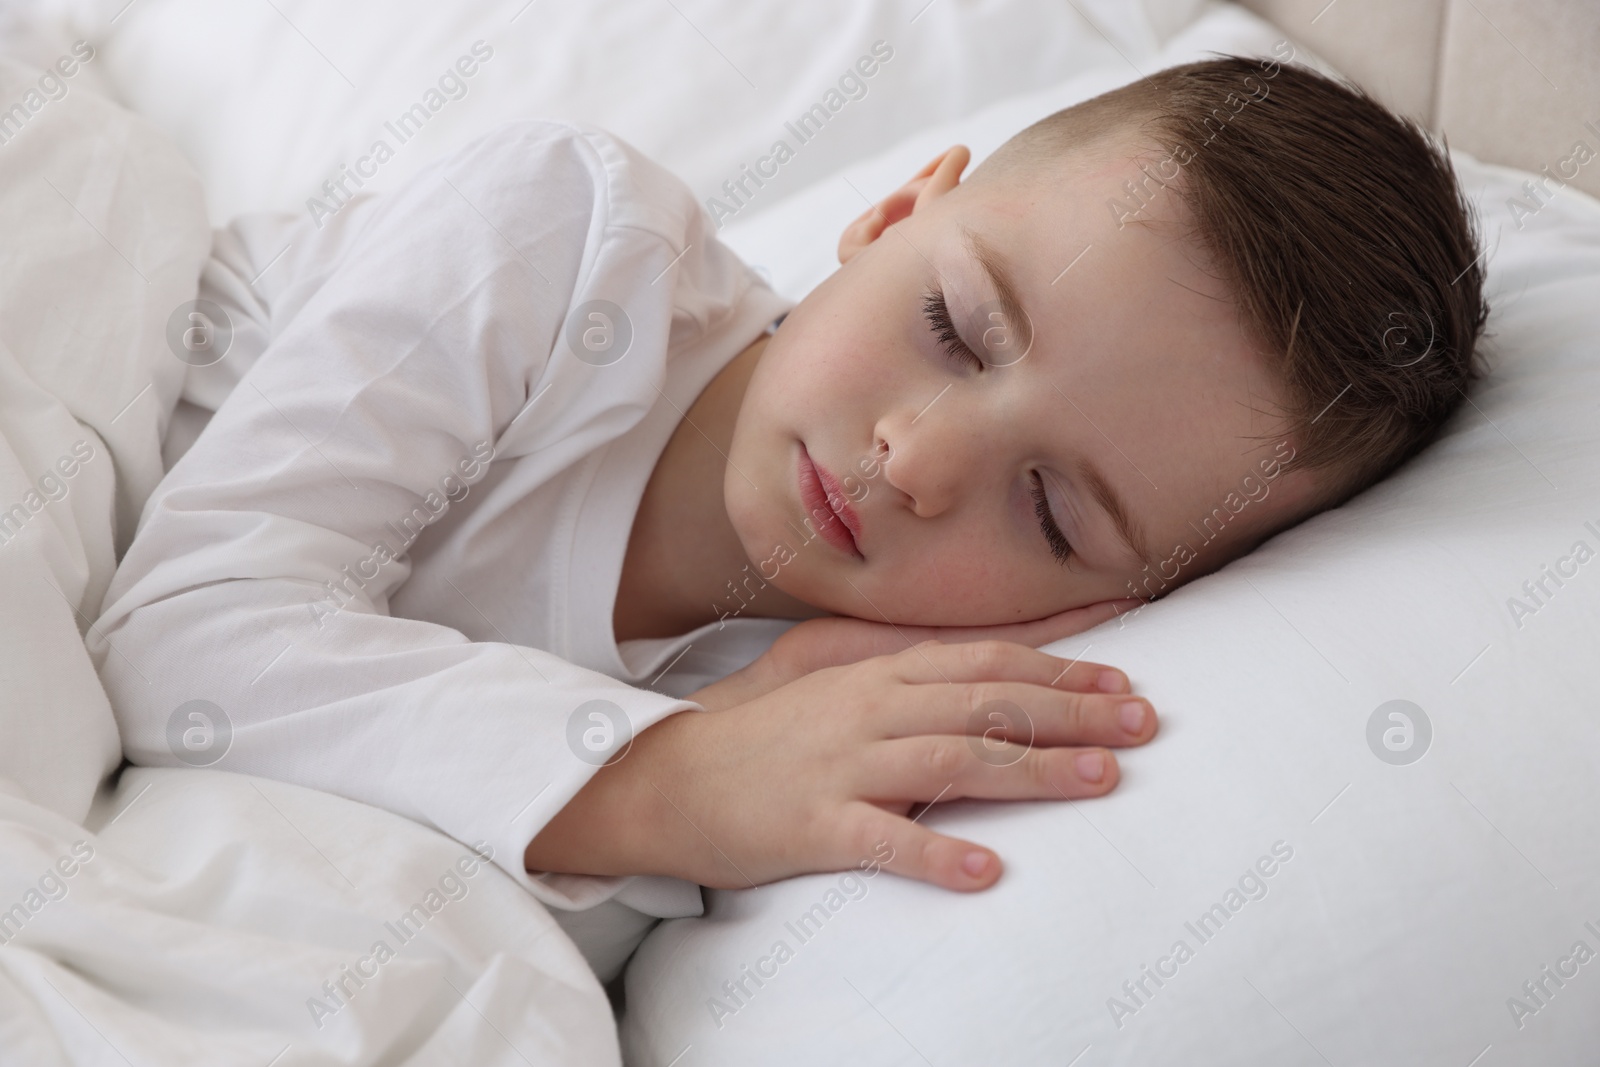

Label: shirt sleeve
[90,121,702,911]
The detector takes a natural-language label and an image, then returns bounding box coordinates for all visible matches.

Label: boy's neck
[613,331,829,644]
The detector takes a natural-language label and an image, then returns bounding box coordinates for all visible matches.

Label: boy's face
[725,136,1322,626]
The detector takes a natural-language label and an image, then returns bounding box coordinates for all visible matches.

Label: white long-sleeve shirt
[90,121,794,946]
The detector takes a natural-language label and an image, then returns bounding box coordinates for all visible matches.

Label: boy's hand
[526,639,1156,892]
[691,597,1142,713]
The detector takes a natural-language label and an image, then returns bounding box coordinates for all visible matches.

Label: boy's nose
[879,433,960,519]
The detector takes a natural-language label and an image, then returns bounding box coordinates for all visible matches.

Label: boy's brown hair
[977,54,1490,512]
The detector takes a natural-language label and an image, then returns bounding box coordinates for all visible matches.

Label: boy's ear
[837,145,971,265]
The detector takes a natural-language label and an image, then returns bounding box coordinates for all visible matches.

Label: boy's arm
[89,122,718,910]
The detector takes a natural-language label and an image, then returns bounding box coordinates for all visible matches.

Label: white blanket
[0,44,621,1067]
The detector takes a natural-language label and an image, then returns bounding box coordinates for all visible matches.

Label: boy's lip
[797,443,864,558]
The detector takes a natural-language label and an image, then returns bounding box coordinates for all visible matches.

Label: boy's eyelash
[1031,472,1073,565]
[924,288,1067,565]
[921,288,983,370]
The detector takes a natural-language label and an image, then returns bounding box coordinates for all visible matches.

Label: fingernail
[1118,700,1147,734]
[1097,669,1128,693]
[1075,750,1106,782]
[962,850,990,877]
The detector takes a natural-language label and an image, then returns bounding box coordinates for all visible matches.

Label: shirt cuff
[519,871,702,917]
[497,691,705,914]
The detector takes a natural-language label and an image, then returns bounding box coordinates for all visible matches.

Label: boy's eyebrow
[1077,458,1154,570]
[960,226,1030,355]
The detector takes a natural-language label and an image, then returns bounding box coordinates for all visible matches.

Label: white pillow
[620,15,1600,1067]
[31,0,1196,224]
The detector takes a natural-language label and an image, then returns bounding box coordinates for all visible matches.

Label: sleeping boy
[92,54,1486,973]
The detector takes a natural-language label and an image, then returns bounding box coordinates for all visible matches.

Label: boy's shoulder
[430,119,785,341]
[455,119,705,251]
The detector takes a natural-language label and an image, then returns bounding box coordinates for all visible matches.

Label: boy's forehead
[950,156,1240,381]
[960,144,1208,284]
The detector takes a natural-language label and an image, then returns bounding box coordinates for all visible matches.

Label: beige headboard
[1237,0,1600,200]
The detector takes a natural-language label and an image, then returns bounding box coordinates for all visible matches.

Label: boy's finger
[887,638,1124,693]
[911,597,1140,653]
[1021,597,1144,644]
[842,802,1002,892]
[775,617,943,677]
[870,737,1120,801]
[890,638,1125,694]
[1040,654,1129,695]
[878,685,1154,747]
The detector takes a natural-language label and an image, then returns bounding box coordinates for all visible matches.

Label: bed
[1,1,1596,1064]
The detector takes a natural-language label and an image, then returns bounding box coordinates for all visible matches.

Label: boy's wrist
[524,707,698,880]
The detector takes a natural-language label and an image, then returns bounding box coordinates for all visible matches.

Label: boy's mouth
[797,443,863,559]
